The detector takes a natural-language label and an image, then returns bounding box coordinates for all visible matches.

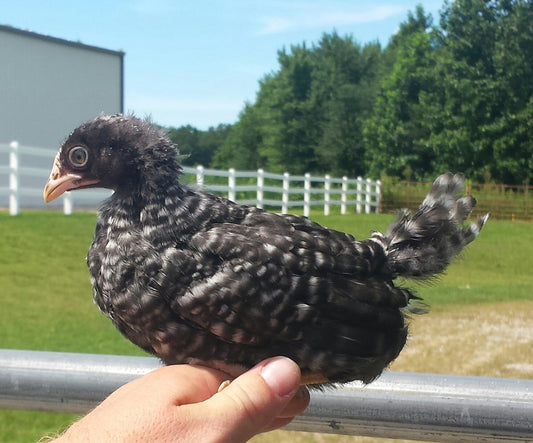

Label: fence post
[282,172,290,214]
[304,173,311,217]
[256,169,264,209]
[196,165,204,188]
[376,180,382,213]
[356,177,362,214]
[9,141,19,216]
[341,176,348,215]
[63,192,73,215]
[228,168,236,202]
[365,178,372,214]
[324,175,331,216]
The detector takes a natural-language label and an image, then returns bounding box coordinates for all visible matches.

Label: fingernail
[260,357,300,398]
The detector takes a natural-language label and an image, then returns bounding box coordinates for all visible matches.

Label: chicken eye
[68,146,89,168]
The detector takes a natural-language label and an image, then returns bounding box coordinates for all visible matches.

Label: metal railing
[0,349,531,441]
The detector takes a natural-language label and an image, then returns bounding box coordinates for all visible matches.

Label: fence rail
[381,179,533,222]
[1,350,532,441]
[0,142,381,216]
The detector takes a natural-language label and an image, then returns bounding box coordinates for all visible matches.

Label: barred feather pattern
[88,185,411,384]
[379,173,488,278]
[88,175,485,384]
[56,115,487,385]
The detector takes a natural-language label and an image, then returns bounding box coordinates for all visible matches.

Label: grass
[0,209,531,442]
[311,212,533,305]
[0,211,143,356]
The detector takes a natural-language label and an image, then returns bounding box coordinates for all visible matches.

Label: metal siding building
[0,24,124,209]
[0,24,123,148]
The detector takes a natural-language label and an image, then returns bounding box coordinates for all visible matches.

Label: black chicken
[43,115,487,385]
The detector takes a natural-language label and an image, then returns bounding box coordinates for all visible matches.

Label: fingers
[258,386,310,433]
[119,364,232,406]
[55,358,309,442]
[276,386,310,418]
[194,356,310,442]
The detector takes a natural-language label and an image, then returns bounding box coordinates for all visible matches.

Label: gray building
[0,24,124,209]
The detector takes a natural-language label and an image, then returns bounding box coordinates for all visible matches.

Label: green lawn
[0,210,531,441]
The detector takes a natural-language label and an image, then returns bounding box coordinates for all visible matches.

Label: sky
[3,0,443,130]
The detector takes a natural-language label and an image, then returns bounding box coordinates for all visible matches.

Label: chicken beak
[43,153,98,203]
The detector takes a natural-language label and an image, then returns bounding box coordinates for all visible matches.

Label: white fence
[1,350,532,441]
[0,142,381,216]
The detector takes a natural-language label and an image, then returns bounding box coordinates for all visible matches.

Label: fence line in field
[0,142,381,216]
[1,349,532,441]
[380,178,533,221]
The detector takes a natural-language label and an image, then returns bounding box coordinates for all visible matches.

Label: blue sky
[3,0,442,129]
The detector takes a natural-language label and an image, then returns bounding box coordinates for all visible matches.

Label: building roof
[0,23,124,57]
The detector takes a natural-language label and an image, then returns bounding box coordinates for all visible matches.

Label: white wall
[0,25,123,148]
[0,25,123,208]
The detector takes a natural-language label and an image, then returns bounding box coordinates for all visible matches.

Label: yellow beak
[43,153,98,202]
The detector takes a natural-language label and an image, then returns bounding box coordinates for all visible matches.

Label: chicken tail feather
[376,173,488,278]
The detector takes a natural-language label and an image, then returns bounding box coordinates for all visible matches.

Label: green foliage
[167,124,231,167]
[216,33,383,176]
[364,6,436,180]
[363,0,533,183]
[422,0,533,183]
[430,0,533,183]
[205,0,533,185]
[314,36,382,177]
[213,104,266,170]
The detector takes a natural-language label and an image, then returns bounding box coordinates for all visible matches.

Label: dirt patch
[391,300,533,378]
[252,301,533,443]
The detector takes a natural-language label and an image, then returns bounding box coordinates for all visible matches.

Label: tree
[364,6,436,180]
[257,43,321,173]
[486,0,533,184]
[168,124,231,167]
[213,104,265,170]
[424,0,533,183]
[216,33,383,175]
[213,0,533,183]
[365,0,533,184]
[314,36,382,177]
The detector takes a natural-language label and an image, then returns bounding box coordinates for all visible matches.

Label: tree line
[168,0,533,185]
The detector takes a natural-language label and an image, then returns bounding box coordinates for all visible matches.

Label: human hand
[53,356,310,442]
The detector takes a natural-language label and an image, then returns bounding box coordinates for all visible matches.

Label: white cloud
[258,4,406,35]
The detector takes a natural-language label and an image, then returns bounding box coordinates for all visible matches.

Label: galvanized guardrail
[0,349,531,442]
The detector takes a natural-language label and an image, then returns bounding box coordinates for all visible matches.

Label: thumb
[198,357,307,442]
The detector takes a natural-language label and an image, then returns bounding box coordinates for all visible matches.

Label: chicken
[43,114,487,385]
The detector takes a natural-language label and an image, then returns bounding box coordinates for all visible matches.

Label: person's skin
[52,356,310,442]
